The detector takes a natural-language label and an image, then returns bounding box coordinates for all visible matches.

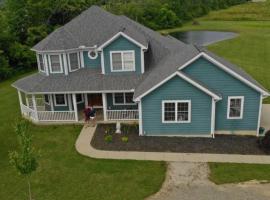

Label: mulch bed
[91,124,269,155]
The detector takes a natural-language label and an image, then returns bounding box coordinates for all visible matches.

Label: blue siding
[141,76,212,136]
[106,93,138,110]
[183,58,260,131]
[103,36,142,74]
[83,51,101,69]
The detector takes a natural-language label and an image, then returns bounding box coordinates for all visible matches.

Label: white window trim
[44,94,50,105]
[162,100,191,123]
[227,96,244,119]
[110,50,135,72]
[54,94,67,106]
[76,94,84,104]
[68,52,80,72]
[112,93,136,105]
[48,54,63,74]
[37,54,46,73]
[88,50,98,59]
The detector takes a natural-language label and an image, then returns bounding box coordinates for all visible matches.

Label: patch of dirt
[147,162,270,200]
[91,124,268,155]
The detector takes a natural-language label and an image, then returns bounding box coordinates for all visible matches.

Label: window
[38,54,45,72]
[69,52,80,71]
[113,93,135,105]
[44,94,50,105]
[162,100,191,123]
[49,55,62,73]
[54,94,67,106]
[110,51,135,72]
[88,50,98,59]
[227,96,244,119]
[76,94,83,103]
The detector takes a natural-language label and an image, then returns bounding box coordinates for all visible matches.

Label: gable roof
[134,71,222,101]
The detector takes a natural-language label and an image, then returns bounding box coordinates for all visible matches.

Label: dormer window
[38,54,45,73]
[49,54,63,73]
[88,50,98,59]
[110,51,135,72]
[68,52,80,72]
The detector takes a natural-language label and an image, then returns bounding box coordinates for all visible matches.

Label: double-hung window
[162,100,191,123]
[113,93,135,105]
[110,51,135,72]
[69,52,80,72]
[54,94,67,106]
[49,55,62,73]
[76,94,83,104]
[227,96,244,119]
[38,54,45,72]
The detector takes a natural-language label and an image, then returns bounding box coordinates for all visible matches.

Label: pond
[170,31,238,46]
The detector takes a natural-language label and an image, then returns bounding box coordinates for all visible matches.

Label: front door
[88,94,103,107]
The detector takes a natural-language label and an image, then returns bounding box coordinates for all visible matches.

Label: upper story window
[88,50,98,59]
[227,96,244,119]
[68,52,80,72]
[38,54,45,72]
[110,51,135,72]
[49,54,63,73]
[113,92,135,105]
[162,100,191,123]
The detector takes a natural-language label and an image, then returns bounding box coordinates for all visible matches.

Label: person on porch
[84,105,96,126]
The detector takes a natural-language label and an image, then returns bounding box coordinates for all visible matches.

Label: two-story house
[13,6,269,137]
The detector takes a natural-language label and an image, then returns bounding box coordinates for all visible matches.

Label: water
[170,31,238,46]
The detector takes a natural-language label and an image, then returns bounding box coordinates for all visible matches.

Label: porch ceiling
[12,69,144,94]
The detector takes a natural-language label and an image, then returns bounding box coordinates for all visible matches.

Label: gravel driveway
[147,162,270,200]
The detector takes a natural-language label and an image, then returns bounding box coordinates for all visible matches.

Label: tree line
[0,0,248,81]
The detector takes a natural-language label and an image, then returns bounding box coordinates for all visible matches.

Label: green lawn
[209,163,270,184]
[0,76,166,199]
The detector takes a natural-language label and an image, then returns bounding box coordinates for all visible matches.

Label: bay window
[69,52,80,72]
[49,55,63,73]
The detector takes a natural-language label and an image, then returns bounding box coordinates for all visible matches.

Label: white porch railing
[21,103,36,120]
[37,111,76,121]
[106,110,139,120]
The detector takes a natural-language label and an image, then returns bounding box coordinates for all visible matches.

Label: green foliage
[9,119,38,176]
[104,134,113,143]
[121,136,129,143]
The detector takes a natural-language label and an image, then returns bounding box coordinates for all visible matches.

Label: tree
[9,120,38,200]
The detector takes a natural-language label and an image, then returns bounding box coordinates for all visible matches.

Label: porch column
[102,93,107,121]
[138,101,143,136]
[84,93,88,107]
[32,94,39,121]
[25,94,29,107]
[17,90,23,115]
[72,93,79,121]
[49,94,54,111]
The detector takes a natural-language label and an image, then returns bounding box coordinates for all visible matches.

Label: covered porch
[17,90,139,123]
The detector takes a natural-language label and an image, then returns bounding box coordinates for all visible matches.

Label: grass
[0,75,166,199]
[209,163,270,184]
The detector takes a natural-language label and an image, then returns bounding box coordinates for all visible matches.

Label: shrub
[121,136,128,143]
[258,130,270,153]
[104,135,113,143]
[121,124,130,135]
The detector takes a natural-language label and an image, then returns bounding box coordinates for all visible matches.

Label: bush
[258,130,270,153]
[121,136,128,143]
[104,135,113,143]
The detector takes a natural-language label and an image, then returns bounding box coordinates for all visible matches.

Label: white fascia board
[97,32,148,51]
[179,52,270,96]
[134,71,221,102]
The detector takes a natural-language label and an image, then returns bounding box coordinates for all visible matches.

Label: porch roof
[12,69,143,94]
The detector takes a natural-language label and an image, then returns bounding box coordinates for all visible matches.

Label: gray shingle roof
[14,6,269,97]
[12,69,144,93]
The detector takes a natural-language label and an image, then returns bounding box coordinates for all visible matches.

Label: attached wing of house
[12,6,269,137]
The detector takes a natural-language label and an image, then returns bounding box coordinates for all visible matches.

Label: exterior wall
[182,57,260,131]
[106,93,138,110]
[83,51,101,69]
[141,76,212,136]
[103,36,142,74]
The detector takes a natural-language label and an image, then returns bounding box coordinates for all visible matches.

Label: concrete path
[75,125,270,164]
[147,162,270,200]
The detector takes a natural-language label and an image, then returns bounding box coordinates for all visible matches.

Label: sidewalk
[75,125,270,164]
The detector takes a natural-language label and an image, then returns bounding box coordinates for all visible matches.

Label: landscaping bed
[91,123,269,155]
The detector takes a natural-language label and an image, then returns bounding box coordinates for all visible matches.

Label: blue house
[13,6,269,137]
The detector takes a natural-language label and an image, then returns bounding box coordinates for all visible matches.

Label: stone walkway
[147,162,270,200]
[75,125,270,164]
